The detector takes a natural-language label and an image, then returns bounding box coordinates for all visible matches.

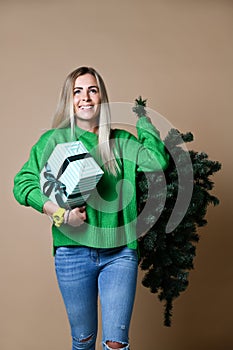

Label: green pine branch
[134,99,221,327]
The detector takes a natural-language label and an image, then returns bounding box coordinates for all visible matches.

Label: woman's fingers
[79,206,86,213]
[68,207,86,227]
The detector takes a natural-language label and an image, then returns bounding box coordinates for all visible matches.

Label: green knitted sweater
[13,117,169,251]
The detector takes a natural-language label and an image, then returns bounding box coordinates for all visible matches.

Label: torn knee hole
[106,340,128,349]
[80,334,94,343]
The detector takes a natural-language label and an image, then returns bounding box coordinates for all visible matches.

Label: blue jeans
[54,246,138,350]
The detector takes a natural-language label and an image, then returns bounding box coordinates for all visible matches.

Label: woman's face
[73,73,101,125]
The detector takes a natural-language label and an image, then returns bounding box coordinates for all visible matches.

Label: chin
[76,113,96,120]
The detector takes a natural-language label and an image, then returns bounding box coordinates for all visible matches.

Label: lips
[79,105,94,110]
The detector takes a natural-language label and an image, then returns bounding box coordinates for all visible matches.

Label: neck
[75,117,99,134]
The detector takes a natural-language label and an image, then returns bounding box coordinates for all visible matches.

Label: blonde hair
[52,66,119,175]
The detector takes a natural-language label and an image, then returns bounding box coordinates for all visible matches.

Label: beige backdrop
[1,0,233,349]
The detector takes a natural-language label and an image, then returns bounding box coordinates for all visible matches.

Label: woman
[13,66,169,350]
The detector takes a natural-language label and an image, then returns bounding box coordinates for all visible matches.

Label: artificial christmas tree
[134,97,221,326]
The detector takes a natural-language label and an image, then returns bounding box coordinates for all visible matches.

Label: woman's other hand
[43,201,86,227]
[67,206,86,227]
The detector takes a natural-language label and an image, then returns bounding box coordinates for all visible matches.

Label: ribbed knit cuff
[26,189,50,213]
[136,116,160,135]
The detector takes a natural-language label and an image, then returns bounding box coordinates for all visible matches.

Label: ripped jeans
[55,246,138,350]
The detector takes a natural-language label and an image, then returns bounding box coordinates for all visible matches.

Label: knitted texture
[13,117,169,251]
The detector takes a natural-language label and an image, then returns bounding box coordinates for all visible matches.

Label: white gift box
[40,141,104,208]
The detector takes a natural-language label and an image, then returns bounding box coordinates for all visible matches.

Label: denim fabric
[55,246,138,350]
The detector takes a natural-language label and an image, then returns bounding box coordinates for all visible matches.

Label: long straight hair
[52,67,119,175]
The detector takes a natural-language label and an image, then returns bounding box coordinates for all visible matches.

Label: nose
[82,90,90,101]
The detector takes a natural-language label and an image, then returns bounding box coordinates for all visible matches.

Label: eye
[89,88,98,94]
[74,89,81,95]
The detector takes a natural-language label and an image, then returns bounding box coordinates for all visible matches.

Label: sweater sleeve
[135,116,169,172]
[13,131,54,213]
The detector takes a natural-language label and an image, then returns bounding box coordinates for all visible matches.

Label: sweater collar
[75,125,98,140]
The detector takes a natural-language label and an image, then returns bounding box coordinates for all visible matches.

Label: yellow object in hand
[52,208,66,227]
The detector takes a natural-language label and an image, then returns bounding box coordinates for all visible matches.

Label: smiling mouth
[79,105,94,110]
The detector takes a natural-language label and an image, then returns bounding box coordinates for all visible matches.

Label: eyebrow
[73,85,99,91]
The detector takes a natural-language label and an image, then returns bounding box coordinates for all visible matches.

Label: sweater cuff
[26,189,50,213]
[136,116,160,136]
